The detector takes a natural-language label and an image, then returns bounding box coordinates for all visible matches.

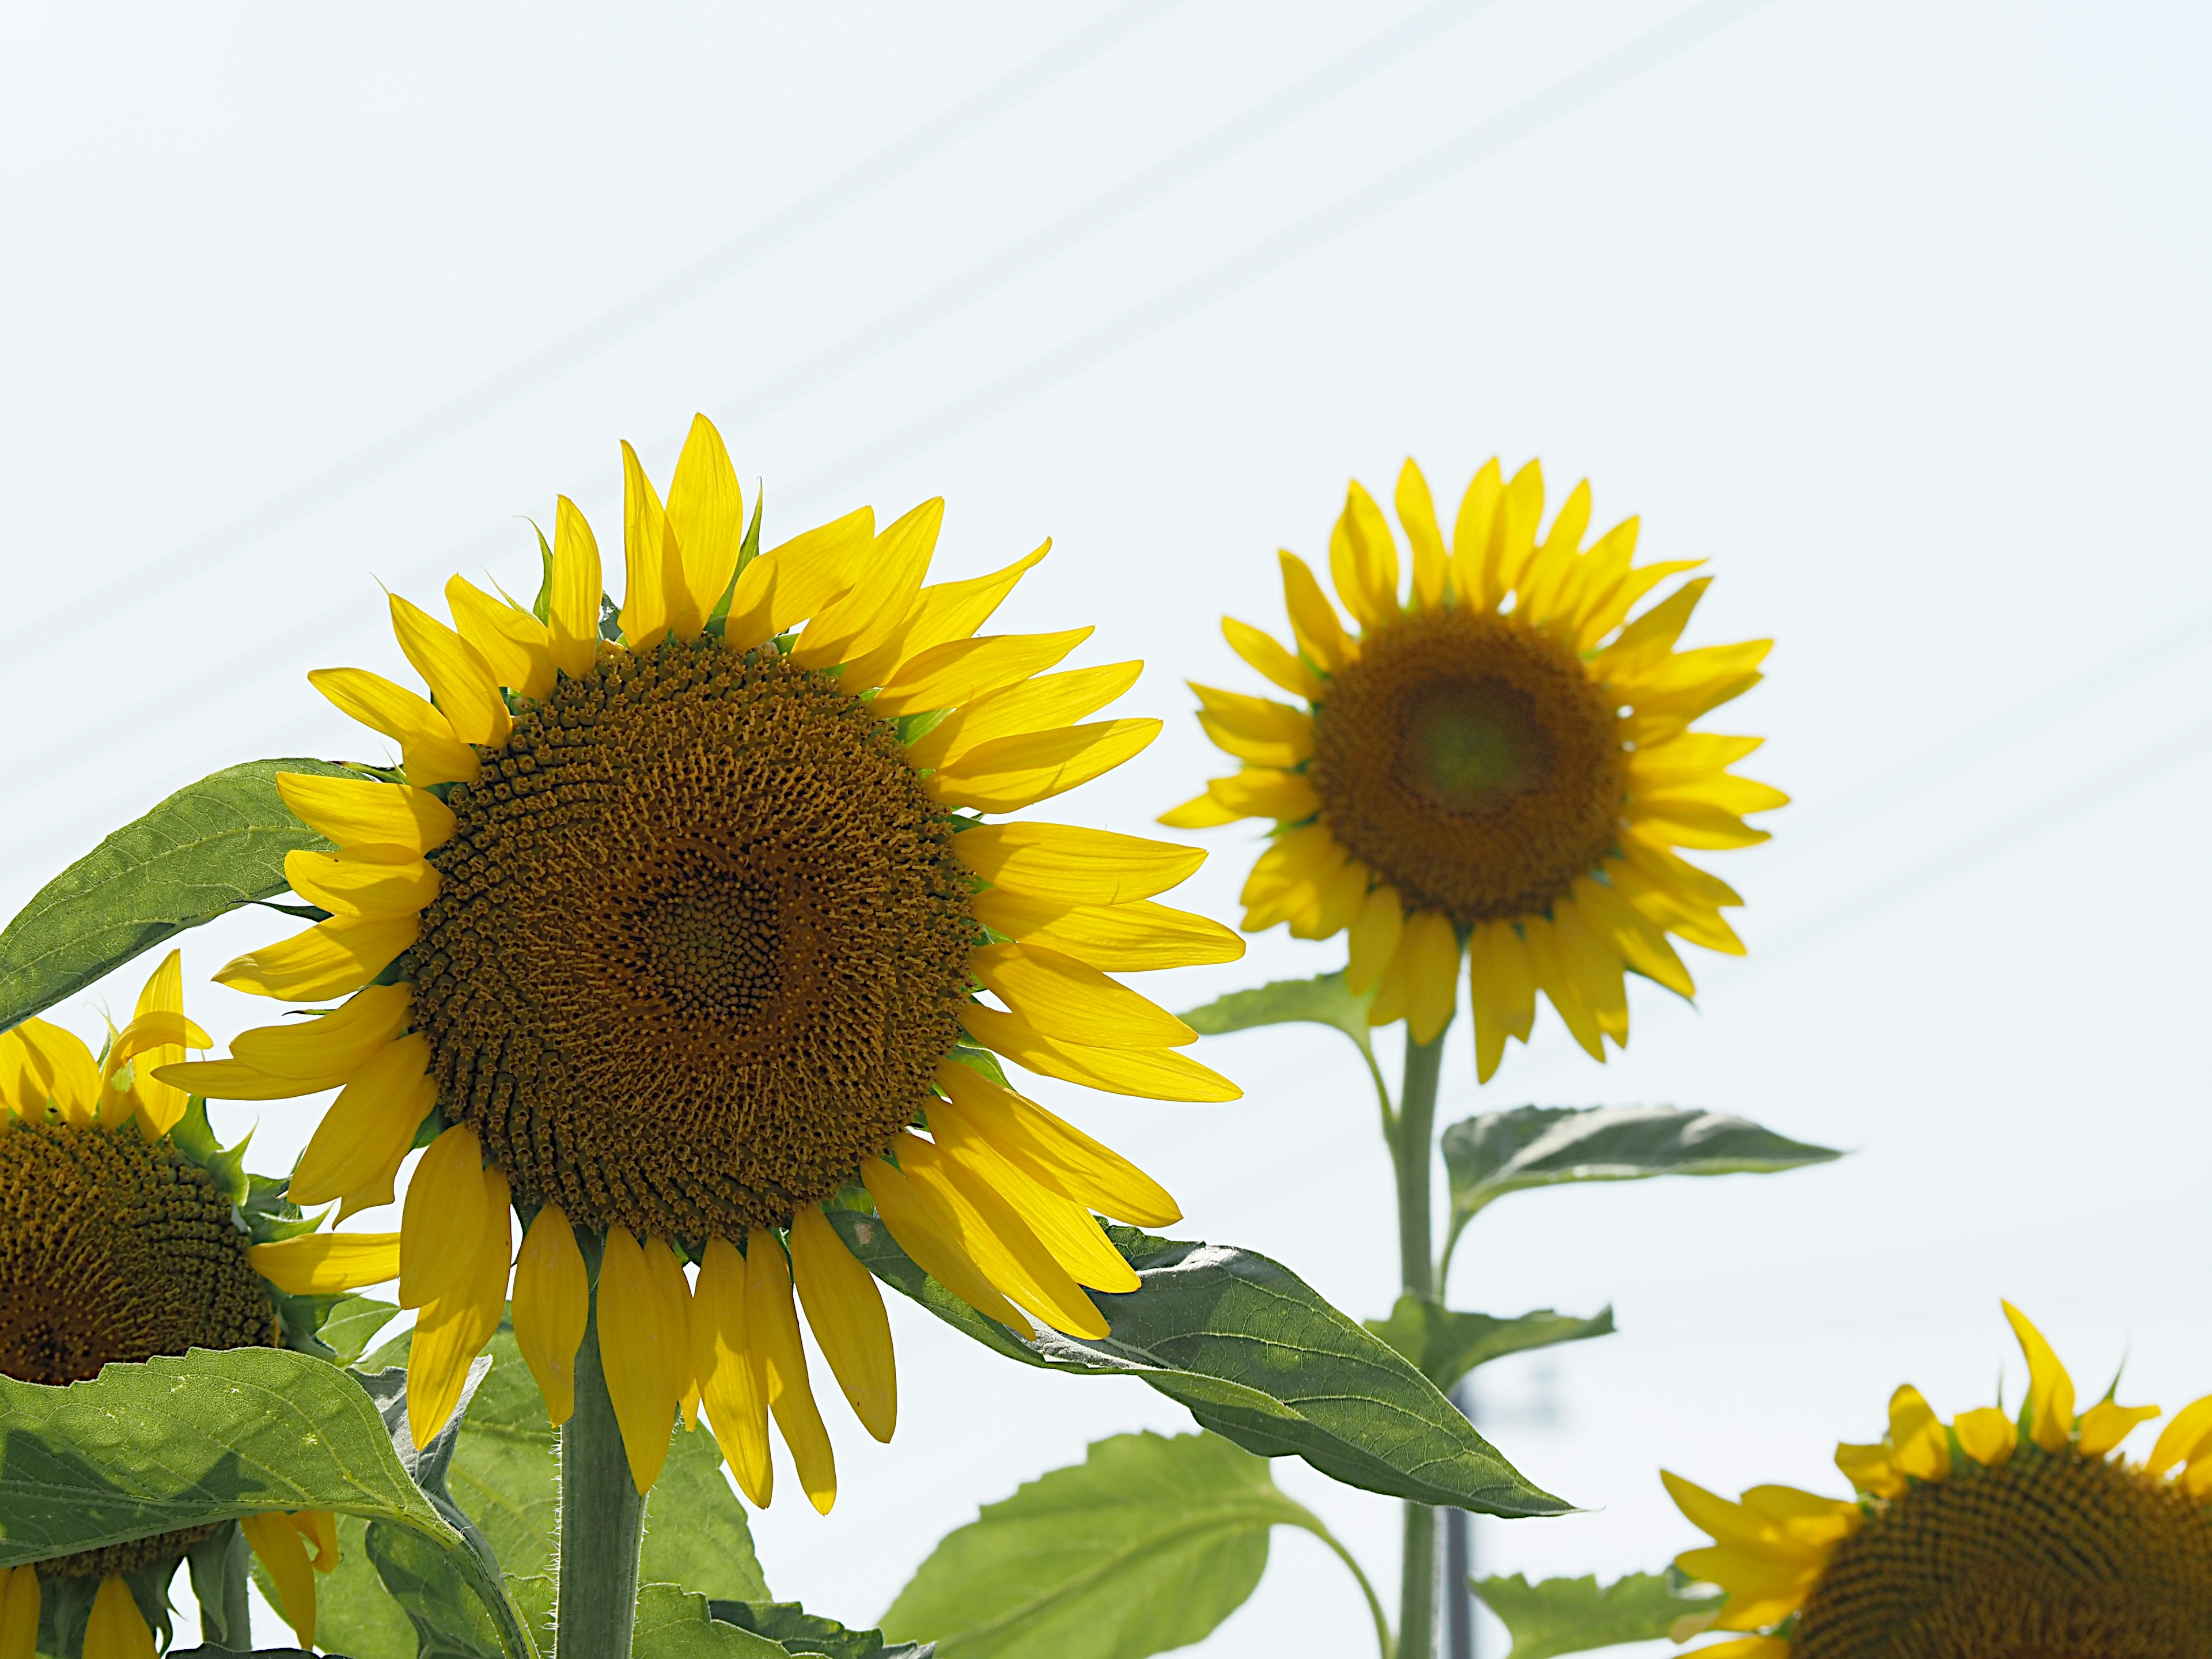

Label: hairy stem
[556,1233,645,1659]
[1392,1028,1448,1658]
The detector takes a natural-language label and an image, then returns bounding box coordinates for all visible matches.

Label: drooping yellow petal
[1344,885,1403,998]
[967,892,1245,972]
[1888,1385,1952,1482]
[446,575,556,701]
[1396,460,1449,612]
[664,414,745,638]
[2147,1395,2212,1477]
[1329,481,1399,629]
[285,846,439,920]
[745,1232,837,1514]
[1520,915,1606,1062]
[2003,1300,2077,1452]
[241,1513,319,1649]
[928,1103,1138,1294]
[932,1059,1179,1226]
[2077,1399,2161,1457]
[1205,768,1319,822]
[929,719,1160,813]
[512,1204,589,1427]
[863,1157,1028,1330]
[1277,551,1354,673]
[248,1230,402,1294]
[968,943,1194,1049]
[1399,910,1461,1044]
[1551,897,1630,1045]
[694,1236,774,1506]
[1238,823,1340,929]
[308,667,479,787]
[1447,459,1503,611]
[790,498,942,670]
[641,1234,696,1440]
[214,915,419,1002]
[276,772,455,854]
[896,1131,1107,1340]
[1953,1406,2017,1468]
[0,1566,39,1659]
[619,439,683,649]
[548,495,605,679]
[596,1226,684,1494]
[407,1169,512,1447]
[400,1125,488,1310]
[906,661,1141,770]
[1191,683,1315,769]
[842,540,1050,691]
[873,627,1093,718]
[293,1509,339,1571]
[84,1575,154,1659]
[956,822,1204,906]
[1222,616,1323,702]
[1465,919,1536,1084]
[388,594,510,747]
[233,982,413,1080]
[1288,850,1366,943]
[289,1033,438,1207]
[789,1205,897,1443]
[960,1006,1240,1102]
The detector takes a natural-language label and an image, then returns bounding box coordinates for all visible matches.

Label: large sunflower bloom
[1665,1302,2212,1656]
[0,954,369,1659]
[164,415,1242,1510]
[1163,459,1784,1074]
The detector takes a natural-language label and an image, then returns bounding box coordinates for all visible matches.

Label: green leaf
[0,756,358,1030]
[710,1600,933,1659]
[1442,1105,1842,1256]
[883,1430,1368,1659]
[0,1346,529,1658]
[828,1214,1568,1517]
[293,1514,417,1659]
[1180,971,1377,1065]
[318,1297,402,1368]
[1473,1571,1722,1659]
[1363,1297,1614,1394]
[632,1585,786,1659]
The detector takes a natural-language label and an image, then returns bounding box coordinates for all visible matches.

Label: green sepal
[1473,1569,1722,1659]
[702,490,767,637]
[183,1521,245,1649]
[34,1556,177,1659]
[168,1096,249,1213]
[1364,1296,1615,1394]
[600,596,623,642]
[529,520,555,623]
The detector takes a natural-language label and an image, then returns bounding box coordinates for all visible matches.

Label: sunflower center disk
[1798,1450,2212,1659]
[1309,608,1625,923]
[412,639,978,1240]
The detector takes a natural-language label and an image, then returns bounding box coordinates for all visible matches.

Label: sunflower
[162,415,1242,1510]
[1664,1302,2212,1657]
[0,953,383,1659]
[1162,459,1783,1073]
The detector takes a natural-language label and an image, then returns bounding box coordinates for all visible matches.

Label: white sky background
[3,0,2209,1652]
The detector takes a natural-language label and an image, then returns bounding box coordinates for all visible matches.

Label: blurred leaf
[285,1513,416,1659]
[1364,1297,1614,1394]
[884,1430,1364,1659]
[711,1599,934,1659]
[1474,1570,1722,1659]
[318,1296,401,1367]
[830,1214,1567,1517]
[1179,971,1376,1064]
[632,1585,785,1659]
[1443,1105,1842,1253]
[0,757,357,1030]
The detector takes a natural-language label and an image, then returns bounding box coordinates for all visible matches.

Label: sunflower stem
[558,1232,645,1659]
[1392,1028,1448,1659]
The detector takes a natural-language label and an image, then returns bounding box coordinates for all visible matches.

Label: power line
[0,0,1190,674]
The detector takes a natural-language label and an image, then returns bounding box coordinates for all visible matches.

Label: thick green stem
[557,1234,645,1659]
[1392,1029,1448,1658]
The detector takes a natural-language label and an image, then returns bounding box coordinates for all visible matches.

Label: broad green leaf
[168,1649,318,1658]
[632,1585,785,1659]
[319,1296,402,1368]
[0,757,358,1031]
[883,1431,1368,1659]
[710,1600,933,1659]
[1442,1105,1842,1256]
[1364,1297,1614,1393]
[1474,1571,1721,1659]
[1180,971,1377,1065]
[0,1346,528,1659]
[828,1214,1568,1517]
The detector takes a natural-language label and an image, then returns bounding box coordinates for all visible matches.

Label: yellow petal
[1191,683,1316,769]
[928,1105,1138,1295]
[389,593,510,747]
[596,1226,683,1494]
[0,1566,39,1659]
[968,944,1194,1049]
[2003,1300,2076,1452]
[308,667,479,787]
[548,495,605,679]
[1520,914,1607,1061]
[956,822,1204,906]
[896,1131,1107,1340]
[619,438,682,648]
[2147,1393,2212,1476]
[930,719,1159,813]
[446,575,556,701]
[2077,1399,2161,1457]
[214,914,418,1002]
[285,846,439,920]
[1399,910,1461,1045]
[1206,768,1318,822]
[1344,885,1403,997]
[959,1005,1240,1103]
[1466,919,1536,1084]
[752,506,875,638]
[249,1230,403,1294]
[512,1204,589,1427]
[873,627,1093,718]
[843,541,1051,691]
[407,1169,512,1447]
[790,498,941,669]
[1688,1641,1793,1659]
[1888,1385,1952,1482]
[968,892,1245,972]
[1834,1441,1907,1499]
[694,1236,774,1507]
[241,1513,319,1649]
[232,982,413,1079]
[1277,551,1354,673]
[789,1205,897,1443]
[1570,874,1695,999]
[400,1125,488,1310]
[1514,479,1592,624]
[293,1509,339,1571]
[1158,791,1244,829]
[84,1575,154,1659]
[1952,1406,2017,1468]
[289,1033,438,1206]
[276,772,454,854]
[665,415,745,638]
[1396,460,1449,611]
[933,1059,1179,1226]
[1488,459,1544,604]
[642,1234,696,1438]
[862,1157,1028,1330]
[745,1232,837,1514]
[1552,896,1629,1044]
[1447,459,1504,611]
[1329,480,1399,629]
[1222,616,1323,702]
[1622,795,1772,852]
[154,1057,338,1100]
[1660,1471,1823,1562]
[906,661,1141,770]
[1626,731,1767,788]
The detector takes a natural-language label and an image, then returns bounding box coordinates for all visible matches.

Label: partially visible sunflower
[1665,1302,2212,1657]
[164,415,1242,1511]
[0,952,385,1659]
[1163,459,1783,1074]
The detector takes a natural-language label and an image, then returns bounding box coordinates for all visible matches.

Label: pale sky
[3,2,2208,1653]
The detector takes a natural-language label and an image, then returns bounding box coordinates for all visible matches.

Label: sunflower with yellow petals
[1163,458,1783,1073]
[0,953,371,1659]
[1665,1302,2212,1656]
[163,414,1243,1510]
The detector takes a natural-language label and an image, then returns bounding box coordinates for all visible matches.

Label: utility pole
[1445,1378,1478,1659]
